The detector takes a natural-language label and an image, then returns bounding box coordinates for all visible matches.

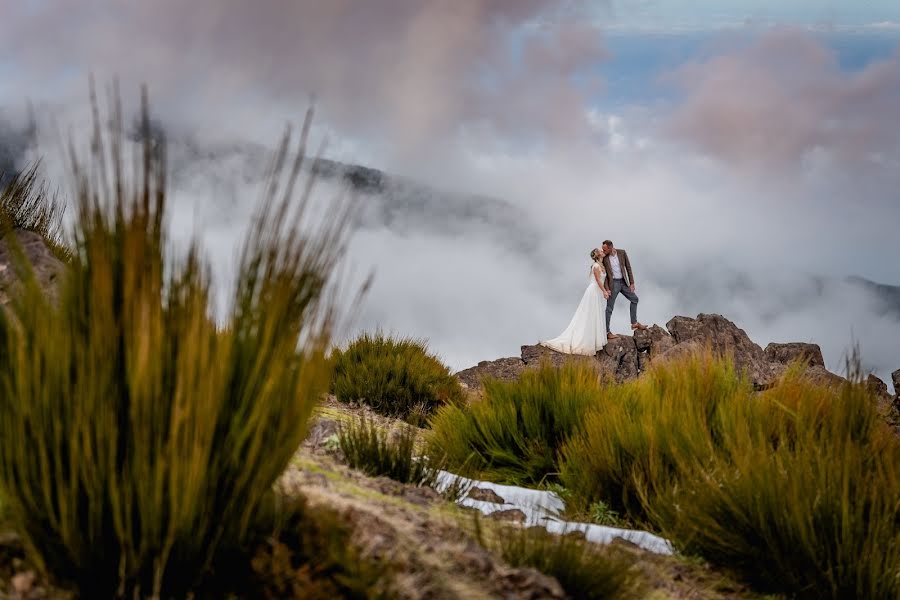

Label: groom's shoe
[607,332,619,340]
[630,322,648,331]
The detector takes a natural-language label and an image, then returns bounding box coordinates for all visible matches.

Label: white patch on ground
[434,470,674,555]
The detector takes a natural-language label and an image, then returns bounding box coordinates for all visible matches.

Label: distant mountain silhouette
[847,276,900,319]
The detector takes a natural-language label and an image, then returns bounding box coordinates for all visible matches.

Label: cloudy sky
[1,1,899,388]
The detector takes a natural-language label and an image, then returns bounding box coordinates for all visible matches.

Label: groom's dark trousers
[606,278,639,332]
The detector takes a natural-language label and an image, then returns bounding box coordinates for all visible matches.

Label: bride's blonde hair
[590,248,603,262]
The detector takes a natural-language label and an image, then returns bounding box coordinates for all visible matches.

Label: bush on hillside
[646,373,900,600]
[561,353,900,599]
[426,362,603,485]
[338,417,437,487]
[331,333,464,420]
[337,417,471,502]
[559,352,750,520]
[0,90,353,597]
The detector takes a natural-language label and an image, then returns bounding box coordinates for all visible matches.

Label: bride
[540,247,610,355]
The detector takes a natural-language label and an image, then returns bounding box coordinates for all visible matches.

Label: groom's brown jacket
[602,249,634,290]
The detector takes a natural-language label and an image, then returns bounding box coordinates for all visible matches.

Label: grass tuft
[338,417,436,487]
[0,86,353,597]
[331,332,464,420]
[338,416,471,502]
[477,520,643,600]
[560,352,900,599]
[426,361,603,486]
[647,371,900,599]
[0,161,70,261]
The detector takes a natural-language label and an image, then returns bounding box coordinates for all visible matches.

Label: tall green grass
[427,362,603,485]
[560,353,900,599]
[338,417,437,486]
[331,332,463,420]
[559,353,750,521]
[646,374,900,599]
[0,89,352,597]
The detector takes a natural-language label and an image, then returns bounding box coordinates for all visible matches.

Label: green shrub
[331,332,463,419]
[561,352,900,599]
[338,417,437,487]
[427,361,603,486]
[338,417,471,502]
[560,352,749,521]
[647,374,900,600]
[477,521,642,600]
[0,92,351,597]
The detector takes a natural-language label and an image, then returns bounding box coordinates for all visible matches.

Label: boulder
[665,314,775,387]
[892,369,900,395]
[467,487,505,504]
[632,327,652,352]
[654,340,704,366]
[601,336,640,381]
[646,324,676,360]
[487,508,527,524]
[866,374,890,400]
[0,229,66,305]
[455,356,526,388]
[521,344,614,380]
[764,342,825,368]
[801,365,847,388]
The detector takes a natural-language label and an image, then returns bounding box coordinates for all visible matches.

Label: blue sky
[599,0,900,29]
[595,28,900,106]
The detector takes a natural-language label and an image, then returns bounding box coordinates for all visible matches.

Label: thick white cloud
[1,4,898,389]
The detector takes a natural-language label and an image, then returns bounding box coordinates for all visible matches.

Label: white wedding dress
[540,262,607,355]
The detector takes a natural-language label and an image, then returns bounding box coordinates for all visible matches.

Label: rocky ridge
[456,313,900,423]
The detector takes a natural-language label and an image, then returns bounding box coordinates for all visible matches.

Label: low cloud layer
[1,4,898,389]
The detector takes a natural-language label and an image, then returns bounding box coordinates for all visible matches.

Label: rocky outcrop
[764,342,825,368]
[665,314,776,386]
[0,230,65,305]
[455,357,527,389]
[454,313,890,397]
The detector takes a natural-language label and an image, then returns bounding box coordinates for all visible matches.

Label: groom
[602,240,646,339]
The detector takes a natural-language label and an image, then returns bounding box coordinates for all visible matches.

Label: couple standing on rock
[541,240,647,355]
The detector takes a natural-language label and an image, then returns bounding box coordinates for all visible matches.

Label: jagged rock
[0,230,65,305]
[646,324,676,360]
[764,342,825,368]
[665,314,775,386]
[655,340,704,365]
[892,369,900,395]
[467,487,505,504]
[866,374,890,400]
[455,356,525,388]
[633,327,652,352]
[801,365,847,388]
[521,344,613,379]
[522,344,590,367]
[602,336,640,381]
